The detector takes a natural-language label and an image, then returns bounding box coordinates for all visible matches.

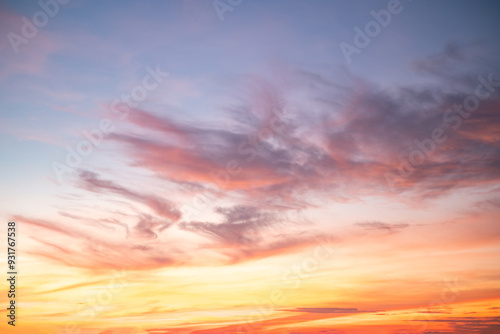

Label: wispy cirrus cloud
[179,205,321,263]
[103,42,500,207]
[356,221,409,233]
[15,215,182,270]
[13,42,500,274]
[284,307,362,314]
[78,170,181,221]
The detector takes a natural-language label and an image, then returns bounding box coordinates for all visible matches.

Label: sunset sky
[1,0,500,333]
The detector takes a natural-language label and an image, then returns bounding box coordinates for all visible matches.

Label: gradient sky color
[1,0,500,333]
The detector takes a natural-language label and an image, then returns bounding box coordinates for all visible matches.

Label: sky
[1,0,500,333]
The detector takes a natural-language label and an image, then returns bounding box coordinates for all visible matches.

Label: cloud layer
[17,42,500,272]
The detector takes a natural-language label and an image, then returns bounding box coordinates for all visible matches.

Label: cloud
[356,221,409,233]
[132,214,172,239]
[34,278,109,295]
[179,205,324,263]
[78,170,181,221]
[285,307,361,314]
[16,41,500,270]
[419,317,500,334]
[15,204,325,269]
[15,215,183,270]
[104,42,500,206]
[180,206,276,246]
[0,8,61,78]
